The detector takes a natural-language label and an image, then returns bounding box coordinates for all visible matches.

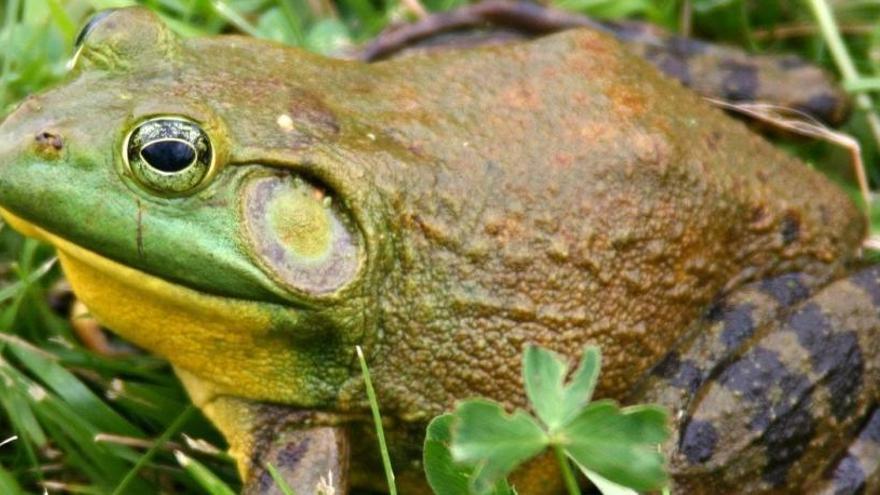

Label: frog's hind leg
[814,406,880,494]
[629,267,880,494]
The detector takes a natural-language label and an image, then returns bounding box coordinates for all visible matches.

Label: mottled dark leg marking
[634,269,880,494]
[680,419,718,464]
[720,60,760,101]
[832,457,866,495]
[242,406,350,495]
[758,273,809,307]
[718,347,817,485]
[254,438,311,493]
[716,301,756,349]
[801,94,846,126]
[788,303,863,420]
[817,408,880,495]
[651,351,703,395]
[633,273,804,409]
[245,426,349,495]
[642,45,692,86]
[851,267,880,307]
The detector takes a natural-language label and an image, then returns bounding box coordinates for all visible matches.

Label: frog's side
[0,7,876,495]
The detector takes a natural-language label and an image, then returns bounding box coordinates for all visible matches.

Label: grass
[357,345,396,495]
[2,0,880,493]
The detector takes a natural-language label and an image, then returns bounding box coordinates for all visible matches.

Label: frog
[0,5,877,494]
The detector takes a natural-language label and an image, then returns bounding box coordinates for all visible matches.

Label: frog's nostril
[34,131,64,153]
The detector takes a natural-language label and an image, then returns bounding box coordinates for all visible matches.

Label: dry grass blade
[94,433,183,451]
[0,334,58,361]
[39,480,84,492]
[317,471,336,495]
[182,434,225,457]
[679,0,692,36]
[752,23,875,40]
[862,236,880,251]
[306,0,339,18]
[400,0,428,19]
[707,98,871,216]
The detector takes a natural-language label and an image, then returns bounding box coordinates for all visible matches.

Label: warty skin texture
[0,7,873,494]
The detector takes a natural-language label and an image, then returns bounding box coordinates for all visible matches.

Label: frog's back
[322,29,865,414]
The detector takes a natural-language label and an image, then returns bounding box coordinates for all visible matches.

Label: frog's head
[0,8,384,408]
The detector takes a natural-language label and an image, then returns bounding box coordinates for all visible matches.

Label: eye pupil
[125,117,214,194]
[140,140,196,172]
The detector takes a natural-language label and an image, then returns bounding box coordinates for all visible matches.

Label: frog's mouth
[0,207,345,407]
[0,207,262,301]
[0,206,276,314]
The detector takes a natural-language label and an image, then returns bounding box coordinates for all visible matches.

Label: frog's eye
[124,117,214,195]
[74,10,116,48]
[69,8,178,73]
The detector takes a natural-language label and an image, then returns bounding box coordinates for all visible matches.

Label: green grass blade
[356,345,397,495]
[176,450,237,495]
[267,463,297,495]
[805,0,880,161]
[210,0,261,36]
[0,464,23,495]
[110,405,196,495]
[4,335,142,436]
[0,0,23,109]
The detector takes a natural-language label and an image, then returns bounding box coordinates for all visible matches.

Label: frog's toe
[814,406,880,495]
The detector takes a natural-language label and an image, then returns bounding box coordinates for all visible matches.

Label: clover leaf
[524,345,600,430]
[561,401,669,491]
[424,414,516,495]
[423,345,670,495]
[451,400,548,493]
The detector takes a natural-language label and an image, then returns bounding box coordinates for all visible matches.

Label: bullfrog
[0,5,877,494]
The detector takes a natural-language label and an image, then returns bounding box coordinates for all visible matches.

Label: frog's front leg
[241,421,349,495]
[629,267,880,494]
[175,383,351,495]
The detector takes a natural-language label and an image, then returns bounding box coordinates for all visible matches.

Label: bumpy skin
[0,7,874,494]
[360,0,851,125]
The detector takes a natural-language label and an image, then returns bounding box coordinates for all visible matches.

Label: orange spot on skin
[579,121,621,145]
[500,84,542,110]
[393,85,422,112]
[606,84,647,119]
[575,30,613,54]
[553,152,574,168]
[631,132,672,167]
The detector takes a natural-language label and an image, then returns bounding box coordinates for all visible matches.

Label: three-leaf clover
[424,345,670,495]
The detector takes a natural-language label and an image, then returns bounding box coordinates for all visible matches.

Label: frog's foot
[357,0,601,60]
[242,420,349,495]
[358,0,850,125]
[197,395,350,495]
[815,406,880,494]
[629,267,880,494]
